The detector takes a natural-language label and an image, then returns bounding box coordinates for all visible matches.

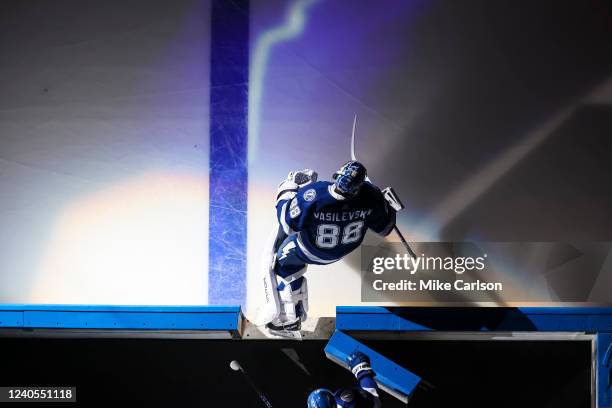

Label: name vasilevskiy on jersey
[313,210,372,222]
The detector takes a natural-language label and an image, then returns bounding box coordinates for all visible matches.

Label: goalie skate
[264,318,303,340]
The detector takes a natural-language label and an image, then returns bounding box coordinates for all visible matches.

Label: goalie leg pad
[256,230,309,326]
[254,226,284,326]
[274,234,310,322]
[276,275,309,323]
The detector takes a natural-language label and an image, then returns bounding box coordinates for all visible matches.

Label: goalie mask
[333,160,367,196]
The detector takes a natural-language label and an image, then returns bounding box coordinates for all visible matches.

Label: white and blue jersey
[276,180,395,265]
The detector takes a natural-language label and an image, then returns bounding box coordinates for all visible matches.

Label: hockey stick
[351,115,417,259]
[230,360,274,407]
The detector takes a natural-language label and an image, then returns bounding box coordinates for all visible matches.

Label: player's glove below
[347,350,374,380]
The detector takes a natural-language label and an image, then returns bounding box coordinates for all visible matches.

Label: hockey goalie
[257,160,400,338]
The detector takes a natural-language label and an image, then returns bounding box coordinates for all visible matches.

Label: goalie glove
[276,169,318,204]
[347,350,374,380]
[290,169,317,186]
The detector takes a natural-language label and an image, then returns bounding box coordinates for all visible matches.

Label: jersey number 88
[316,221,365,248]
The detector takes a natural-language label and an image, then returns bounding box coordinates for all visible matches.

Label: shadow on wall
[374,0,612,241]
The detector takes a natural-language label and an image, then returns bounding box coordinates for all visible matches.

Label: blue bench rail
[336,306,612,332]
[0,305,242,337]
[336,306,612,408]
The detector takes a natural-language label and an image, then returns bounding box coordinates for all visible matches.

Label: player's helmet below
[332,160,367,196]
[307,388,336,408]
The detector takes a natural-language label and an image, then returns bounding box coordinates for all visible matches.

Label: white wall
[0,0,211,304]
